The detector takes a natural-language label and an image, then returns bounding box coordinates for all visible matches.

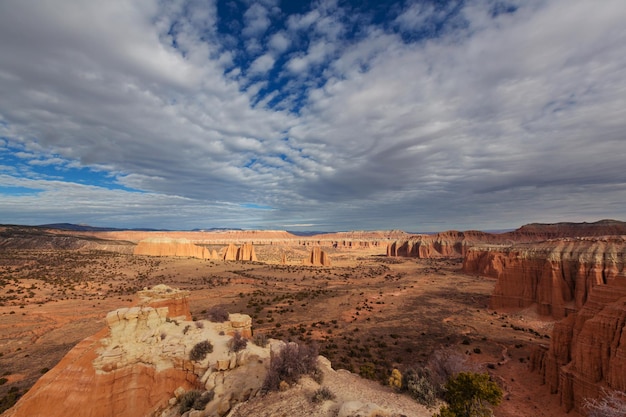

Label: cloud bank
[0,0,624,231]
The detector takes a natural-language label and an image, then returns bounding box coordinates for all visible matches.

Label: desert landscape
[1,220,624,416]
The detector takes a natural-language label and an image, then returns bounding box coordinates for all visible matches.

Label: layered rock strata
[464,238,626,414]
[2,285,259,417]
[387,219,626,259]
[134,238,216,260]
[387,231,496,258]
[530,270,626,413]
[462,238,626,319]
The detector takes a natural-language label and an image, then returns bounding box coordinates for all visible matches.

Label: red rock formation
[236,243,258,261]
[464,237,626,414]
[223,243,238,261]
[133,238,214,260]
[304,247,331,266]
[387,231,499,258]
[3,286,198,417]
[531,272,626,413]
[387,220,626,259]
[137,284,192,320]
[463,238,626,319]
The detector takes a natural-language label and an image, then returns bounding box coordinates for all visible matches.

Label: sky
[0,0,625,232]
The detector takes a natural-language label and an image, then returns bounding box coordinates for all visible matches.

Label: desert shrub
[433,372,502,417]
[0,387,21,414]
[253,333,268,347]
[359,363,377,380]
[403,367,438,408]
[189,340,213,362]
[207,305,229,322]
[229,331,247,352]
[262,342,319,392]
[583,388,626,417]
[312,386,336,403]
[178,389,214,414]
[0,378,7,385]
[388,368,402,390]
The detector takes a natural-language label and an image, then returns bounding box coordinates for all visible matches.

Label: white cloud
[248,53,276,75]
[242,3,272,38]
[0,0,624,230]
[268,31,291,53]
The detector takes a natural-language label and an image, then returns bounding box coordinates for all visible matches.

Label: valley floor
[0,246,580,416]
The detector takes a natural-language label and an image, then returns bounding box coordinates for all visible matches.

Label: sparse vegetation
[178,389,214,414]
[189,340,213,361]
[311,386,335,403]
[229,331,247,352]
[253,333,268,347]
[404,368,439,408]
[207,305,229,322]
[388,368,402,390]
[433,372,502,417]
[262,342,319,392]
[583,388,626,417]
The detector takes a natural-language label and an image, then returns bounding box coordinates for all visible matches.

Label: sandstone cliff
[134,238,216,260]
[222,243,258,261]
[463,238,626,414]
[463,238,626,319]
[387,231,499,258]
[530,269,626,413]
[387,219,626,259]
[2,285,262,417]
[303,247,331,266]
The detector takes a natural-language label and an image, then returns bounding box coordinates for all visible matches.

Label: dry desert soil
[0,245,580,416]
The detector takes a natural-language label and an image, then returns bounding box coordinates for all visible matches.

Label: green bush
[189,340,213,361]
[433,372,502,417]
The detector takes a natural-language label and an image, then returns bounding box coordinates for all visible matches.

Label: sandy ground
[0,246,580,416]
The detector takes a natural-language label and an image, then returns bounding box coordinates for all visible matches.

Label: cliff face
[133,238,216,260]
[3,285,259,417]
[462,238,626,319]
[303,247,331,266]
[463,238,626,414]
[387,220,626,260]
[387,231,499,258]
[531,272,626,413]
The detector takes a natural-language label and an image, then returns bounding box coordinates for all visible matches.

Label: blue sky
[0,0,625,231]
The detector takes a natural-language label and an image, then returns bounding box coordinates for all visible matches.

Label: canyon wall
[464,238,626,414]
[462,238,626,319]
[387,231,500,258]
[134,238,216,260]
[387,219,626,259]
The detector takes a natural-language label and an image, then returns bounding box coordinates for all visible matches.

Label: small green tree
[433,372,502,417]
